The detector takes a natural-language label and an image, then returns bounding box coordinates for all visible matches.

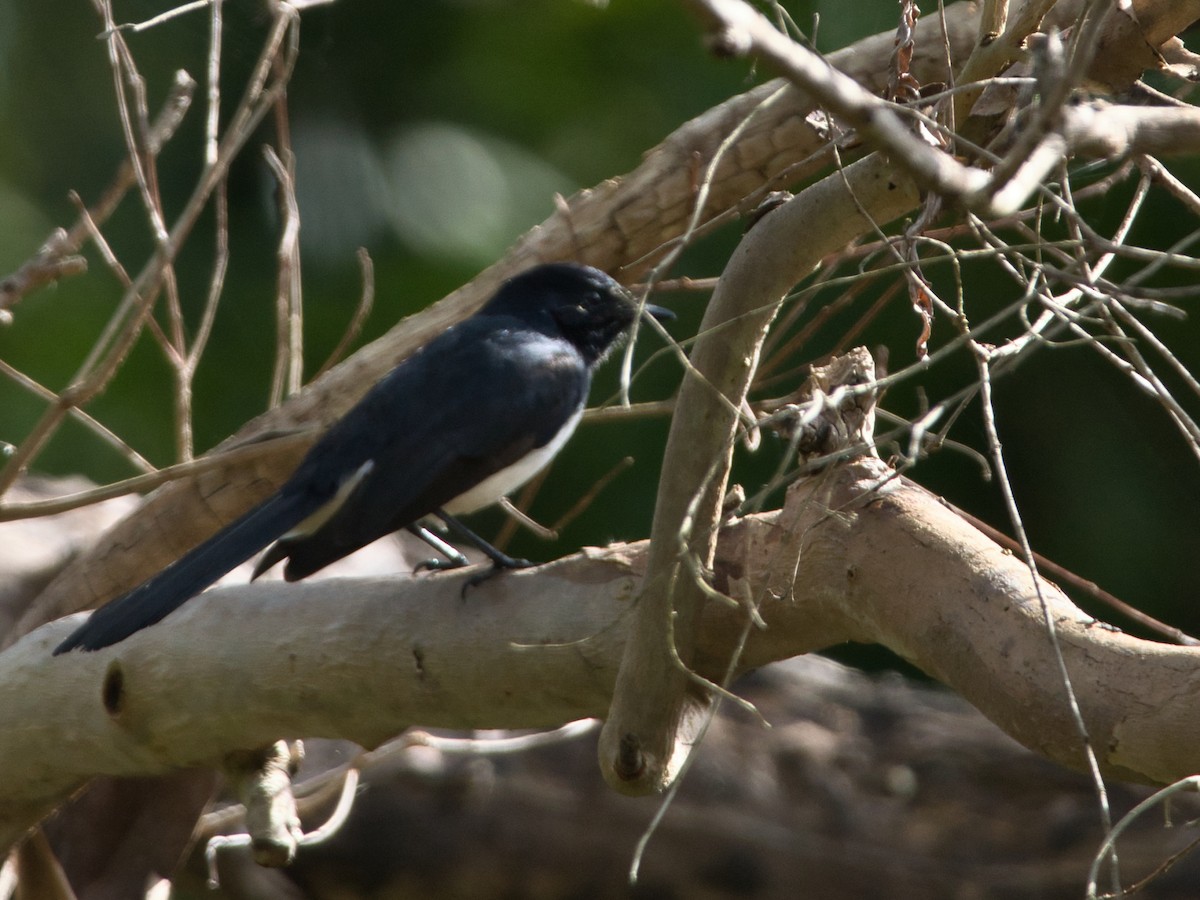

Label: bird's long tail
[53,490,313,654]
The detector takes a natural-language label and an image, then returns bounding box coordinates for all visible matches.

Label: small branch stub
[224,741,304,868]
[772,348,880,464]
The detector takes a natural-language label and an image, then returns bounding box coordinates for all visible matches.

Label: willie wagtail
[54,263,671,654]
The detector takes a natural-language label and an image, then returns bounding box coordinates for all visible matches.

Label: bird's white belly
[445,407,584,514]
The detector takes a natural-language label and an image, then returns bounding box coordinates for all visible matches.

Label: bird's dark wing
[52,488,324,654]
[257,320,589,582]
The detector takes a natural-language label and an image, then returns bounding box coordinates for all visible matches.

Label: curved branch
[599,154,920,794]
[6,456,1200,850]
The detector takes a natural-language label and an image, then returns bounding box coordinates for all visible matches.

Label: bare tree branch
[8,456,1200,851]
[0,4,300,496]
[600,154,919,795]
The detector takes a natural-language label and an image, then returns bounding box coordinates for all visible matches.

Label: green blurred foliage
[2,1,1200,646]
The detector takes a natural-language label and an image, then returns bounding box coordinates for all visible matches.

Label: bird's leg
[431,508,533,592]
[435,510,532,569]
[408,524,471,571]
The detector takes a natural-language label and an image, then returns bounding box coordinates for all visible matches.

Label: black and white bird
[54,263,671,654]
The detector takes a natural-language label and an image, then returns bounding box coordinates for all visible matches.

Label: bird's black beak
[642,303,675,323]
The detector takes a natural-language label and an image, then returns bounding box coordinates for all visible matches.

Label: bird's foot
[414,556,468,573]
[461,557,534,597]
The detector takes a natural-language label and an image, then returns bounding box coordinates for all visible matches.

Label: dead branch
[6,456,1200,851]
[599,155,920,795]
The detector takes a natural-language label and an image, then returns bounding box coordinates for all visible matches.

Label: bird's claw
[414,557,467,573]
[414,554,533,596]
[460,557,533,596]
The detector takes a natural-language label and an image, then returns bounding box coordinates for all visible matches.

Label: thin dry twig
[0,68,196,314]
[0,233,87,316]
[974,339,1118,884]
[311,248,376,382]
[0,359,155,476]
[0,429,313,523]
[264,144,305,406]
[0,3,301,495]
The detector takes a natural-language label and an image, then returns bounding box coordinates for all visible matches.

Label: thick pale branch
[684,0,1200,217]
[987,102,1200,213]
[786,461,1200,791]
[7,457,1200,849]
[599,153,920,795]
[1062,102,1200,159]
[681,0,990,202]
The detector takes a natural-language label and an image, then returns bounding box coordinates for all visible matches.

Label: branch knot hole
[616,732,646,782]
[102,661,125,717]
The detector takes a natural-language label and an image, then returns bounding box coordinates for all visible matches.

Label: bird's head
[483,263,672,366]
